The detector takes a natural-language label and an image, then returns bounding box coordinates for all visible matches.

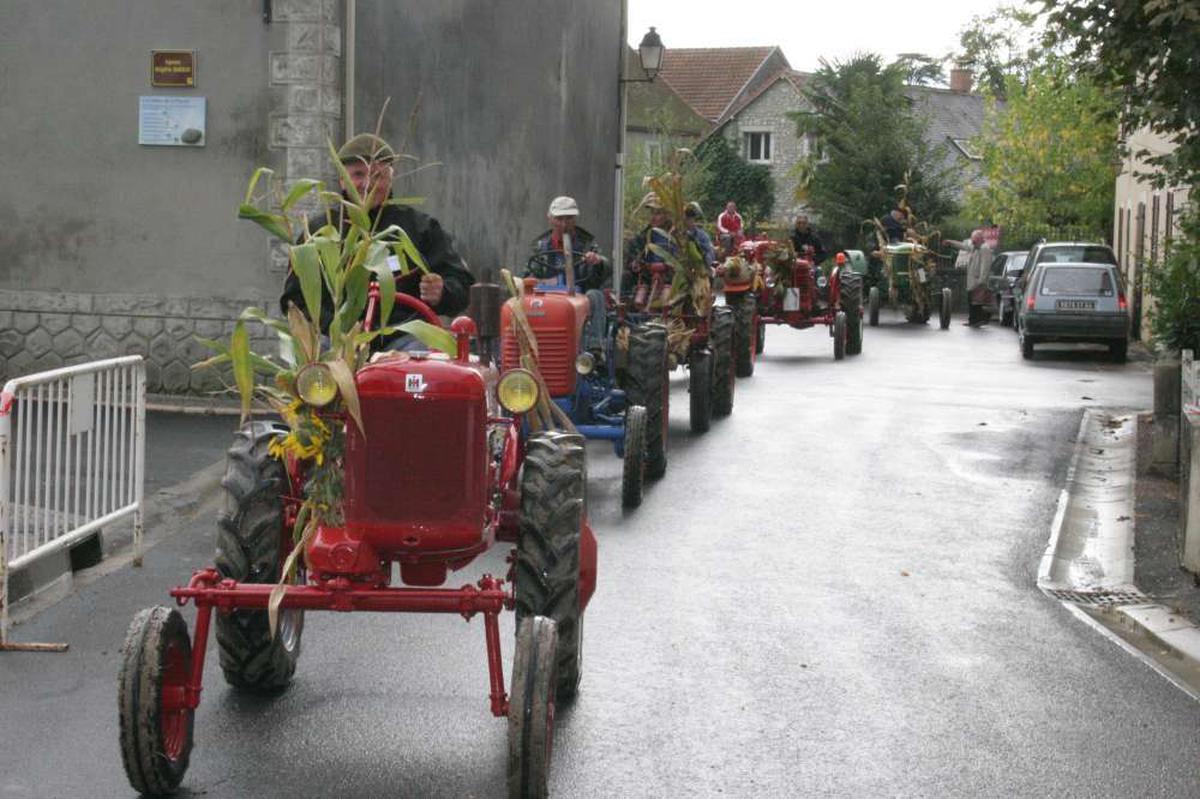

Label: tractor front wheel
[840,271,864,356]
[517,431,586,701]
[833,311,847,361]
[689,349,714,434]
[214,422,303,693]
[119,606,194,797]
[755,314,765,354]
[507,616,558,799]
[731,294,756,377]
[623,322,669,480]
[939,287,952,330]
[621,405,647,509]
[710,307,735,417]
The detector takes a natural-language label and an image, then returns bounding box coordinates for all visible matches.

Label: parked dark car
[986,250,1027,327]
[1017,261,1129,362]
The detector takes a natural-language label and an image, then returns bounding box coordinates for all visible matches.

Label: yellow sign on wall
[151,51,195,88]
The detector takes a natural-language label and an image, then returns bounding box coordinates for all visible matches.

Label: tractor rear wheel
[833,311,847,361]
[731,294,756,377]
[623,322,669,480]
[868,286,880,326]
[939,287,952,330]
[621,405,647,509]
[517,431,586,701]
[119,606,194,797]
[507,616,558,799]
[689,349,713,434]
[214,422,304,693]
[840,271,864,356]
[710,307,735,417]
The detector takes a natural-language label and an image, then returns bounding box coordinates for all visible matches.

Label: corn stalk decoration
[637,151,714,360]
[197,136,455,634]
[864,172,944,310]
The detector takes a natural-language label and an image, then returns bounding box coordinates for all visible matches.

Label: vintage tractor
[502,243,668,509]
[720,238,864,371]
[117,286,596,798]
[862,241,952,329]
[624,258,735,435]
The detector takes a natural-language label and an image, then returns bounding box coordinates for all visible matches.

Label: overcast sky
[628,0,1027,75]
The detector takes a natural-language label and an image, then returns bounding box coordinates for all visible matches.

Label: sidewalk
[1039,409,1200,699]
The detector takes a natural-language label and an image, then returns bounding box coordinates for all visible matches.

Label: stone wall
[722,80,811,225]
[0,291,273,394]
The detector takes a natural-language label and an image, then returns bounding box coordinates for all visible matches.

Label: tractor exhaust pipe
[469,279,504,367]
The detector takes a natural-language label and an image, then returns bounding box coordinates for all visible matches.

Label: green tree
[955,4,1047,98]
[693,135,774,226]
[964,59,1120,240]
[791,54,959,248]
[1044,0,1200,189]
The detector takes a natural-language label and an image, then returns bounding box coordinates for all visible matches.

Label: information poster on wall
[138,96,206,147]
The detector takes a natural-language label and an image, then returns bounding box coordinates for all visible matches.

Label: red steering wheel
[365,282,442,331]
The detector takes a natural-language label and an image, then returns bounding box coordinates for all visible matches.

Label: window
[1040,267,1115,296]
[644,141,662,164]
[950,138,982,161]
[744,131,772,163]
[1034,245,1118,266]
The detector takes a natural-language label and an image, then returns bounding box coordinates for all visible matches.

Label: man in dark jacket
[527,195,611,291]
[789,214,827,264]
[280,133,474,347]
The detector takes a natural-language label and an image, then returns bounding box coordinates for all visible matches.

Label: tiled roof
[905,86,996,193]
[659,47,778,122]
[716,68,812,126]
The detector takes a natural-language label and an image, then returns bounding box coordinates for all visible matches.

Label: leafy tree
[955,4,1047,98]
[1044,0,1200,189]
[693,135,774,226]
[1149,206,1200,354]
[964,59,1120,239]
[790,54,959,248]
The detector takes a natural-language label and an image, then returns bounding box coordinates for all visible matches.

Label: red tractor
[721,238,864,375]
[117,286,596,798]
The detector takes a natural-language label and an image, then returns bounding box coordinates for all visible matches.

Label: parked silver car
[1017,261,1129,362]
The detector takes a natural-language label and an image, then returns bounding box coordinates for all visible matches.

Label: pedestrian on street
[528,195,610,291]
[280,133,475,350]
[790,213,827,264]
[946,229,993,327]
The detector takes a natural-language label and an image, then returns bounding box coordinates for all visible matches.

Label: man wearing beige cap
[281,132,474,348]
[528,195,610,292]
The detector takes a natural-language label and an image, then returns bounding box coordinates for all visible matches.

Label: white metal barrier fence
[0,356,146,646]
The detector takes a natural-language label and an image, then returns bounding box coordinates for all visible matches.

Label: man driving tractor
[527,195,611,291]
[280,132,475,349]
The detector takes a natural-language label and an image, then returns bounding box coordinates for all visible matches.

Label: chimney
[949,68,973,94]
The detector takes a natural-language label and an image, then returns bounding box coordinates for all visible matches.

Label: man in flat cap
[527,195,610,292]
[280,132,475,348]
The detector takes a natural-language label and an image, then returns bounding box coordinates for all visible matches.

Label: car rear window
[1040,267,1114,296]
[1005,254,1027,273]
[1035,246,1117,265]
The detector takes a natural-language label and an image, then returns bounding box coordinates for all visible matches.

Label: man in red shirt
[716,201,744,254]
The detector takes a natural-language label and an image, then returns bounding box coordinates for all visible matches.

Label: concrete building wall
[354,0,623,276]
[721,80,810,224]
[1113,127,1191,342]
[0,0,621,392]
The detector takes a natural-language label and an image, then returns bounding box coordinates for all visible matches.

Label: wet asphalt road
[4,311,1200,798]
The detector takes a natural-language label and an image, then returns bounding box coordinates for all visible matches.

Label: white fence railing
[0,356,146,644]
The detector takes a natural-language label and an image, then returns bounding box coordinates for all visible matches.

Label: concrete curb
[1039,408,1200,700]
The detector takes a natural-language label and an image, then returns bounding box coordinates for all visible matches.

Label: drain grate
[1042,588,1149,607]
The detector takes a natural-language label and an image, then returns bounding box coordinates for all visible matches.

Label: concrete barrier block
[1182,410,1200,574]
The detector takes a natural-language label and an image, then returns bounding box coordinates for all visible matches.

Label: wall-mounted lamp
[622,27,664,83]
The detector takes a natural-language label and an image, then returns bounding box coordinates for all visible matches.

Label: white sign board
[138,96,206,146]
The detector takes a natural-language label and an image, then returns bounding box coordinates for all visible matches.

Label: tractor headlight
[296,362,338,407]
[498,369,539,414]
[575,352,596,375]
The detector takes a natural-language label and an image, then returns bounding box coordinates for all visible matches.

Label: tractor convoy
[116,159,959,798]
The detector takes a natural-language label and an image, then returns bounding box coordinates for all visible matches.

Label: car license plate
[1056,299,1095,310]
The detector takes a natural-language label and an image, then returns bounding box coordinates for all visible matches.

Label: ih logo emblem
[405,374,426,393]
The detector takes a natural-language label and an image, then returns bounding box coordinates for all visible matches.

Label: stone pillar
[1182,408,1200,574]
[267,0,344,274]
[1152,353,1182,475]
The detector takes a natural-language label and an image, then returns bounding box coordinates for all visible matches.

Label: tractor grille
[502,326,575,397]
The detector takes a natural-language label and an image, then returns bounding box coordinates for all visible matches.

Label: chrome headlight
[575,352,596,375]
[296,362,338,407]
[498,369,539,414]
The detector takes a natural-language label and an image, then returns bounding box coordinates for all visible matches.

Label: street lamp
[621,27,664,84]
[613,26,665,297]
